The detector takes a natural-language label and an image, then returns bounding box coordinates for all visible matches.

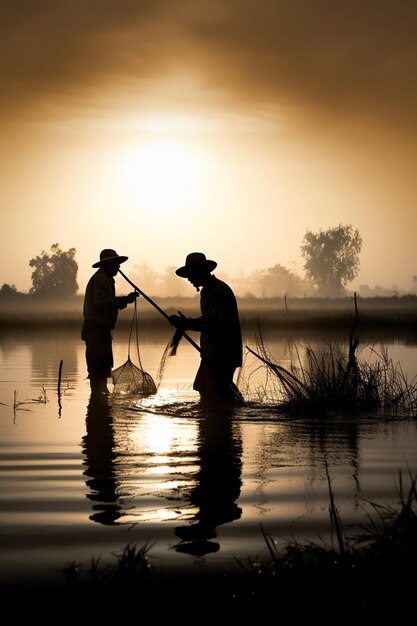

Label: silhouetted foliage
[301,224,362,297]
[0,283,19,298]
[29,243,78,296]
[358,283,400,297]
[250,263,311,298]
[225,264,314,298]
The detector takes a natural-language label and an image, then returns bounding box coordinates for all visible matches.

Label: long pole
[118,269,245,405]
[118,269,201,353]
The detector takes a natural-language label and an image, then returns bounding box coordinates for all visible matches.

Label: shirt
[83,269,127,329]
[187,275,243,368]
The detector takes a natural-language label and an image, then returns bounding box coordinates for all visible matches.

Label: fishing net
[112,299,158,396]
[112,357,157,396]
[154,329,184,388]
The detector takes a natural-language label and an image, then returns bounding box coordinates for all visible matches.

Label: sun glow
[123,141,201,215]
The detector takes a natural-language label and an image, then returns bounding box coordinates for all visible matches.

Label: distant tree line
[131,224,365,298]
[0,227,415,299]
[1,243,78,299]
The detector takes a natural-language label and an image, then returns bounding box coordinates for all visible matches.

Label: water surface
[1,328,416,584]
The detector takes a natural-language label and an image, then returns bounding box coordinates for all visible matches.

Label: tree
[29,243,78,296]
[301,224,362,297]
[240,264,308,298]
[0,283,18,298]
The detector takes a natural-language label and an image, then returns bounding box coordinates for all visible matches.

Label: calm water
[1,327,416,585]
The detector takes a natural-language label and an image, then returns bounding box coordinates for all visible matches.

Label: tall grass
[61,542,153,588]
[231,471,417,617]
[246,330,417,416]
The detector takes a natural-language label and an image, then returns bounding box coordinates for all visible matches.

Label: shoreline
[1,308,416,339]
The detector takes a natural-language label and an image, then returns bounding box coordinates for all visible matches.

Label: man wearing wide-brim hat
[82,249,138,394]
[170,252,244,406]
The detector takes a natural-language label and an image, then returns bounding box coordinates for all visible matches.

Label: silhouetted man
[82,248,137,394]
[170,252,243,406]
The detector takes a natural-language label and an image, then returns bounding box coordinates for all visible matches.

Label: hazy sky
[1,1,416,293]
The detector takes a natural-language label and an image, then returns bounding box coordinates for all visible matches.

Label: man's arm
[115,292,138,309]
[169,314,203,331]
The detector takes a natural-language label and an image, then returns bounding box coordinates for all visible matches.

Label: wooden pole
[57,360,63,417]
[58,360,63,396]
[118,269,201,353]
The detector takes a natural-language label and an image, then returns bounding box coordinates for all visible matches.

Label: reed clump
[12,387,48,412]
[247,332,417,417]
[61,543,153,590]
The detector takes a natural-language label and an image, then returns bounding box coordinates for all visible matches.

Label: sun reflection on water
[105,401,201,524]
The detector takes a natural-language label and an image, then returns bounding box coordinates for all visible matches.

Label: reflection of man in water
[174,413,242,555]
[82,394,121,525]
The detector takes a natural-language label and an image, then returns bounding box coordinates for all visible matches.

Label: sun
[123,141,201,215]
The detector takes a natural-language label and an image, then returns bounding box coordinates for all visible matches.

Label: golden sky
[1,0,416,293]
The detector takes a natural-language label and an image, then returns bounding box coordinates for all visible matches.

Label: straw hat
[176,252,217,278]
[92,249,128,268]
